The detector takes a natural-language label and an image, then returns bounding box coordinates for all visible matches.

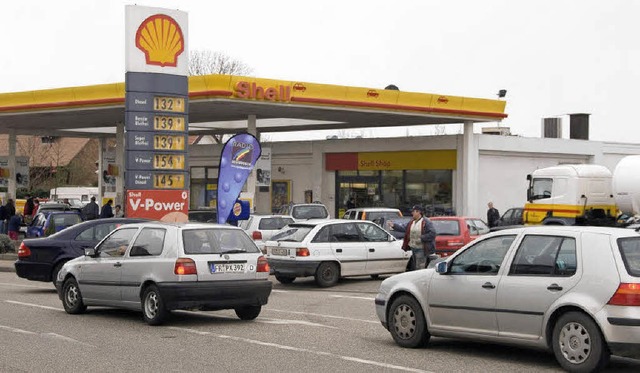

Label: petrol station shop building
[1,74,639,220]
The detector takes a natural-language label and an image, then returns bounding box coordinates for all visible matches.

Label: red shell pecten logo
[135,14,184,67]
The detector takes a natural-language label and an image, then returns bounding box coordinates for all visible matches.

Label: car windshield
[432,220,460,235]
[271,226,315,242]
[618,237,640,277]
[258,217,295,230]
[291,206,327,219]
[182,228,259,254]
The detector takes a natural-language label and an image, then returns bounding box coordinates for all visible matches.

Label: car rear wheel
[275,274,295,284]
[552,311,610,372]
[51,262,66,286]
[142,285,168,326]
[62,278,86,314]
[315,262,340,287]
[387,295,430,348]
[235,305,261,320]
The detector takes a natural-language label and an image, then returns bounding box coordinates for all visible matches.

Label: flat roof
[0,75,507,137]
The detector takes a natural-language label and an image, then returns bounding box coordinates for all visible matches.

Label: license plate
[271,248,288,256]
[210,262,246,273]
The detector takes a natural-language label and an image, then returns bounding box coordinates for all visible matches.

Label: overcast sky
[2,0,639,142]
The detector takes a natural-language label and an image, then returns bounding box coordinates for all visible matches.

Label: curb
[0,253,17,273]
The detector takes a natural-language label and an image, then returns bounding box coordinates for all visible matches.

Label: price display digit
[153,154,185,170]
[153,115,185,131]
[153,135,184,151]
[153,96,185,113]
[153,173,185,189]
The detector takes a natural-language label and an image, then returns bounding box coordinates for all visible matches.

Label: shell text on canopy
[135,14,185,67]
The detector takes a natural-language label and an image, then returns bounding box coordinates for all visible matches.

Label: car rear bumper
[14,261,52,282]
[267,258,321,277]
[596,307,640,359]
[156,280,272,311]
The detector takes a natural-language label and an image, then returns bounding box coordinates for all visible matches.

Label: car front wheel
[387,295,430,348]
[142,285,168,326]
[552,311,610,372]
[62,278,86,314]
[315,262,340,287]
[235,305,261,320]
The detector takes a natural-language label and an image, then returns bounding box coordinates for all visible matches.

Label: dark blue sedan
[15,218,147,284]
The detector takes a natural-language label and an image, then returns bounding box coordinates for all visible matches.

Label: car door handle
[547,284,563,291]
[369,248,375,252]
[335,249,342,253]
[113,262,122,268]
[482,282,496,289]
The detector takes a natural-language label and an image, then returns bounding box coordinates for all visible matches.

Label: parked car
[373,216,413,240]
[56,222,272,325]
[239,214,295,253]
[265,220,411,287]
[374,226,640,372]
[277,203,330,221]
[26,211,84,238]
[188,209,217,223]
[37,202,82,214]
[15,218,147,284]
[496,207,524,227]
[342,207,403,221]
[430,216,490,257]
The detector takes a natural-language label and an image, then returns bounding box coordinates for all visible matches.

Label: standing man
[389,205,437,271]
[82,196,99,220]
[23,194,34,223]
[487,202,500,228]
[100,199,114,219]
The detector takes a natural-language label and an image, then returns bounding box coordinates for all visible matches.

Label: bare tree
[189,50,253,76]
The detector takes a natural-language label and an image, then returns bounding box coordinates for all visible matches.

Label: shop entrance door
[336,174,381,217]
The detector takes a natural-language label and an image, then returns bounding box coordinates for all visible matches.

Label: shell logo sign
[135,14,184,67]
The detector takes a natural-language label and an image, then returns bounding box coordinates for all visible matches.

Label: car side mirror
[435,261,448,274]
[388,235,395,242]
[84,248,96,257]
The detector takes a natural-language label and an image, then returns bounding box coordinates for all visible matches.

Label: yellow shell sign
[135,14,184,67]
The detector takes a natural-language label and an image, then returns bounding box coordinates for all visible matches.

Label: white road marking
[169,326,433,373]
[0,282,52,289]
[5,300,64,311]
[257,318,338,329]
[266,308,378,324]
[329,295,376,301]
[271,289,289,293]
[0,324,95,347]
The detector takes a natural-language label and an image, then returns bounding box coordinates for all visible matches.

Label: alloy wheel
[393,304,416,339]
[559,321,591,364]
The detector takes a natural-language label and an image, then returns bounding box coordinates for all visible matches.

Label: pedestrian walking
[487,202,500,228]
[8,212,22,240]
[5,199,16,233]
[100,199,114,219]
[388,205,437,271]
[0,201,6,235]
[114,204,124,218]
[82,196,99,220]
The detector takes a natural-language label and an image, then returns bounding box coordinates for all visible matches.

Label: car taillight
[252,231,262,240]
[174,258,197,275]
[296,248,310,257]
[257,256,270,272]
[608,283,640,306]
[17,242,31,258]
[446,239,465,247]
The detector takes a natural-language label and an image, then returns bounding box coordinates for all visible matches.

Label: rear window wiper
[219,249,247,256]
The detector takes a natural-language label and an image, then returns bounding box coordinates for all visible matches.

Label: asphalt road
[0,271,638,373]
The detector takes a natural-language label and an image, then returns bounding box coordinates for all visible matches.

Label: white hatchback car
[342,207,402,221]
[239,214,295,253]
[56,222,272,325]
[265,220,411,287]
[375,226,640,372]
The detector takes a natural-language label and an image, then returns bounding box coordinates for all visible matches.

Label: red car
[430,216,490,257]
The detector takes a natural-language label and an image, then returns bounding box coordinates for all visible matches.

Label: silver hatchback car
[56,222,272,325]
[375,226,640,372]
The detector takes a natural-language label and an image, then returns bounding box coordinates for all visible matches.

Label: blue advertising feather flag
[217,133,261,224]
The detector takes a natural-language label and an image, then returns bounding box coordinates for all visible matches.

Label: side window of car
[502,209,513,221]
[239,217,252,230]
[466,220,480,235]
[472,219,490,235]
[312,226,331,243]
[356,222,388,242]
[450,235,516,275]
[509,235,576,276]
[330,223,361,242]
[130,228,166,257]
[97,228,138,257]
[75,226,95,241]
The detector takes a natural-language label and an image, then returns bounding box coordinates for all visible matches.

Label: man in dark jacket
[82,197,99,220]
[100,199,114,219]
[389,205,437,271]
[487,202,500,228]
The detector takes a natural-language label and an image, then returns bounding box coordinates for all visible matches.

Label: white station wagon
[56,222,272,325]
[375,226,640,372]
[265,220,411,287]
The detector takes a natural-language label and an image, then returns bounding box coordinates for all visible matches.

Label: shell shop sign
[127,190,188,222]
[125,5,189,76]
